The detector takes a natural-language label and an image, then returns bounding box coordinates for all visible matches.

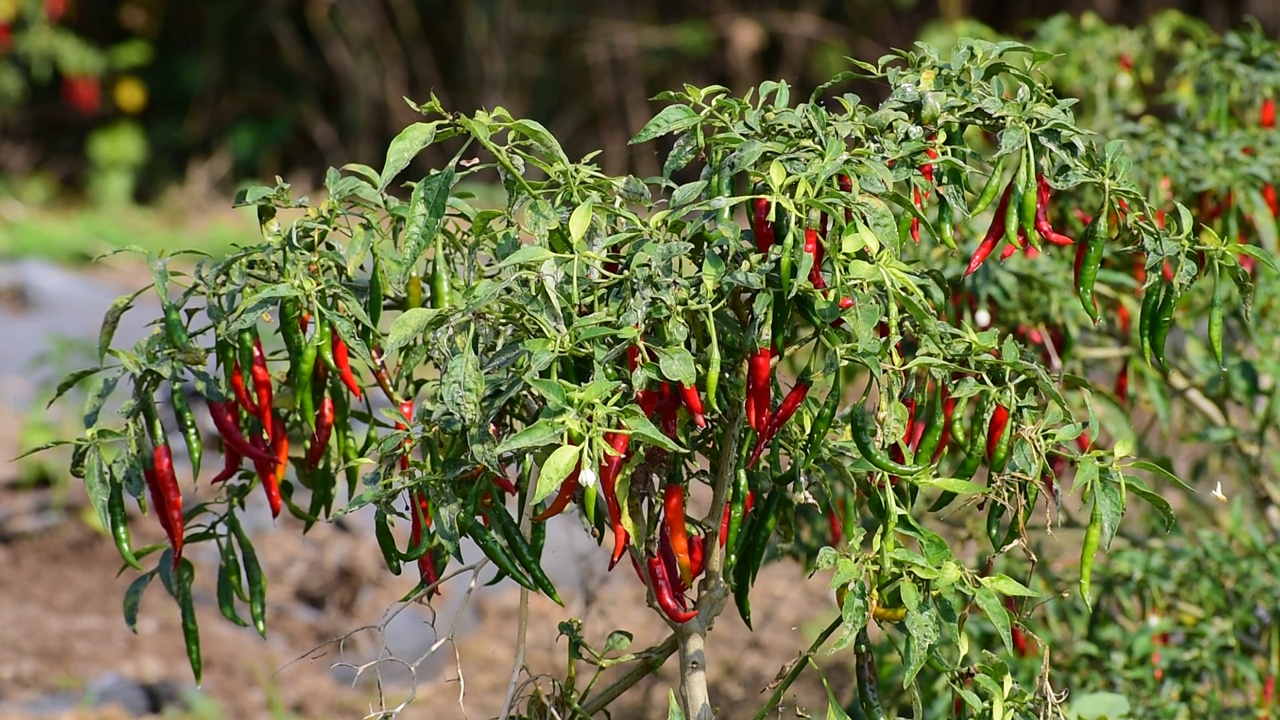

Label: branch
[751,615,842,720]
[498,484,539,718]
[579,635,679,716]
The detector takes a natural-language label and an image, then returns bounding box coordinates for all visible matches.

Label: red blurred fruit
[61,75,102,116]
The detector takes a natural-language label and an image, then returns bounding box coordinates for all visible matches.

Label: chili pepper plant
[41,35,1251,719]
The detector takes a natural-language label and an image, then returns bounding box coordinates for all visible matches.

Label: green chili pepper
[163,301,191,352]
[969,156,1006,216]
[108,476,143,571]
[986,501,1007,552]
[778,211,796,296]
[947,394,970,450]
[375,508,404,576]
[1080,498,1103,610]
[1019,144,1038,235]
[1005,181,1023,248]
[937,194,956,250]
[296,337,319,432]
[855,629,887,720]
[486,504,564,606]
[169,386,201,480]
[733,481,787,629]
[851,406,924,477]
[802,372,843,470]
[1139,280,1160,365]
[368,253,384,333]
[229,515,268,638]
[1077,202,1108,325]
[725,466,750,574]
[1209,265,1225,370]
[1152,281,1179,368]
[174,558,202,685]
[460,514,539,594]
[317,319,337,373]
[216,548,249,628]
[913,389,946,465]
[407,270,423,310]
[431,234,450,310]
[705,307,721,410]
[236,328,256,400]
[897,210,913,249]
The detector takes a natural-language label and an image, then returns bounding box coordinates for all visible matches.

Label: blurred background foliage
[1,0,1278,207]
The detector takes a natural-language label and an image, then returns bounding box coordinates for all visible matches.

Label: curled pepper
[600,431,632,569]
[964,182,1015,276]
[648,554,697,624]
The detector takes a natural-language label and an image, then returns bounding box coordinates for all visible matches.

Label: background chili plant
[40,33,1236,720]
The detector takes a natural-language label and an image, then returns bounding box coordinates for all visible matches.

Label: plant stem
[751,615,842,720]
[580,635,679,716]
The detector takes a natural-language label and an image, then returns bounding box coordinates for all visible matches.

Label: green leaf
[629,104,699,145]
[915,476,985,495]
[534,444,581,504]
[399,167,456,284]
[440,349,486,426]
[511,119,569,165]
[603,630,633,653]
[1124,475,1176,532]
[98,287,148,363]
[1094,469,1125,552]
[47,367,105,410]
[656,346,697,387]
[498,245,557,268]
[666,689,687,720]
[621,410,684,453]
[1125,459,1195,493]
[122,569,157,633]
[495,419,563,454]
[385,308,444,352]
[84,449,111,537]
[974,587,1013,654]
[1066,692,1131,720]
[569,202,592,244]
[979,574,1038,597]
[380,122,438,190]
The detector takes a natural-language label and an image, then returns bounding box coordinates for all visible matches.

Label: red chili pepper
[921,148,937,189]
[250,339,274,437]
[410,490,440,596]
[839,174,854,224]
[206,400,278,467]
[1007,596,1031,657]
[1034,175,1075,246]
[246,430,280,518]
[533,462,581,521]
[1116,357,1130,406]
[600,431,632,569]
[647,554,697,624]
[933,393,957,463]
[752,198,775,253]
[986,404,1010,466]
[910,187,922,244]
[307,395,335,469]
[210,444,243,484]
[746,347,774,432]
[299,311,310,336]
[688,534,705,579]
[1263,675,1276,710]
[658,530,688,604]
[678,383,706,428]
[397,399,415,472]
[1263,98,1276,129]
[747,381,811,468]
[964,182,1014,276]
[332,331,363,399]
[664,483,694,586]
[148,445,184,568]
[230,363,258,416]
[1264,184,1279,218]
[827,508,844,546]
